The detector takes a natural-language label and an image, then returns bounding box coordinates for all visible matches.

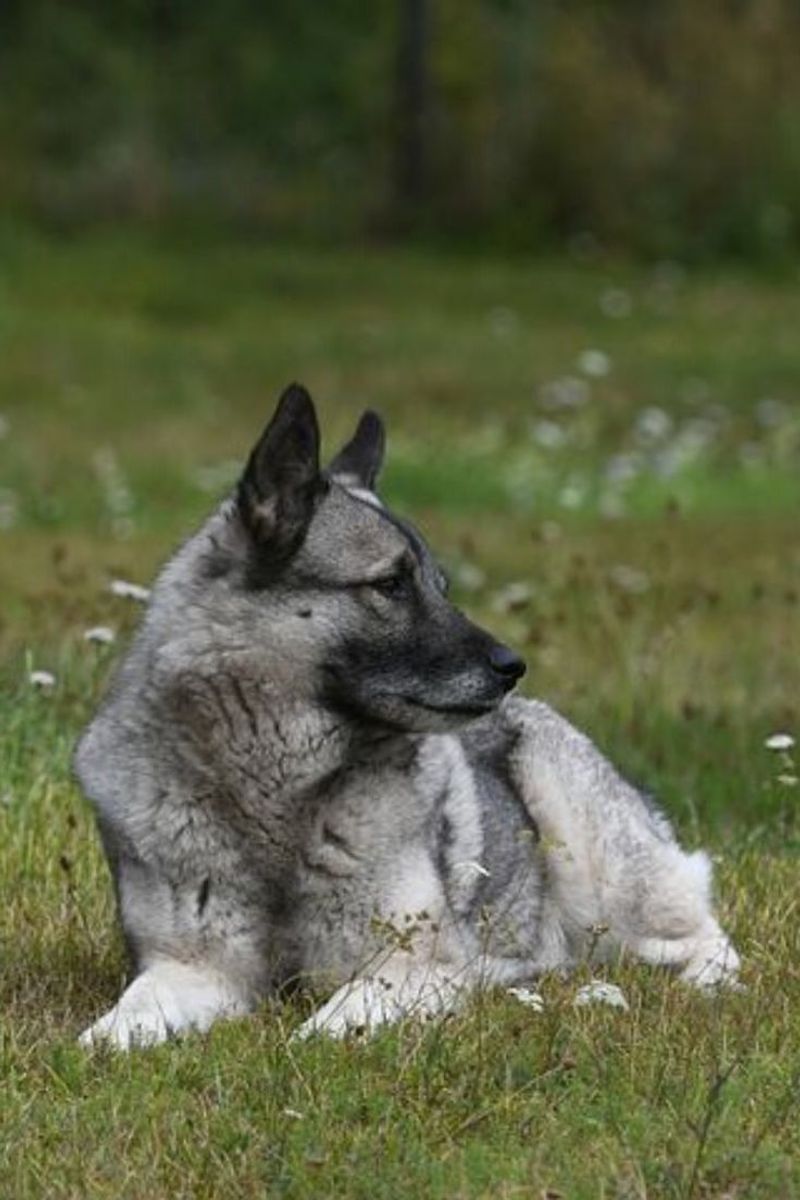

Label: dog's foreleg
[293,954,468,1040]
[79,960,252,1050]
[505,698,740,988]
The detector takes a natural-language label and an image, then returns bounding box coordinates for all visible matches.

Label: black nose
[488,644,526,684]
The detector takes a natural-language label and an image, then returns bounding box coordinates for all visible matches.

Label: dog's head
[176,384,525,733]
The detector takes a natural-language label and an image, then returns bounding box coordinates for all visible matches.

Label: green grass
[0,228,798,1198]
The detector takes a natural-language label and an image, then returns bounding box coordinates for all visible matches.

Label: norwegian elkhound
[76,385,739,1047]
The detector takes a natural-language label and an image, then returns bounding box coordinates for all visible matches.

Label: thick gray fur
[75,385,739,1047]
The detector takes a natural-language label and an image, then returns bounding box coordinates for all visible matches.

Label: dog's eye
[370,574,408,600]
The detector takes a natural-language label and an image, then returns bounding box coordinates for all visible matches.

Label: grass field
[0,228,798,1198]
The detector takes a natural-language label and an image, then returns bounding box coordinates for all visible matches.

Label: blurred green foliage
[2,0,800,258]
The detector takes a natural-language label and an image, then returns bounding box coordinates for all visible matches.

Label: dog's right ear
[237,384,322,562]
[328,410,386,491]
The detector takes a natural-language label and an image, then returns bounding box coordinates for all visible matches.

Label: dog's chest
[285,757,448,979]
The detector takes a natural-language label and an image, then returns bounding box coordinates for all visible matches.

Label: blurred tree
[392,0,431,227]
[1,0,799,258]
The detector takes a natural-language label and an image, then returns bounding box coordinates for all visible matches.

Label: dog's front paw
[79,962,246,1050]
[680,937,742,991]
[294,978,405,1041]
[79,997,174,1050]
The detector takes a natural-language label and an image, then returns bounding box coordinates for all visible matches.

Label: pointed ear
[328,410,386,491]
[237,384,322,561]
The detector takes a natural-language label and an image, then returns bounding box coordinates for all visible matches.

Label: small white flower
[577,349,611,378]
[110,579,150,602]
[282,1108,305,1120]
[635,406,673,442]
[29,670,56,690]
[531,419,567,450]
[488,306,520,339]
[608,565,650,595]
[558,480,586,510]
[454,562,486,592]
[599,288,632,319]
[756,398,788,429]
[453,860,491,878]
[765,733,795,751]
[0,488,18,530]
[491,581,533,614]
[539,376,590,411]
[604,453,641,485]
[574,980,629,1011]
[507,987,545,1012]
[83,626,116,645]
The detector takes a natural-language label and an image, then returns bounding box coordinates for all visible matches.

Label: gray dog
[76,385,739,1048]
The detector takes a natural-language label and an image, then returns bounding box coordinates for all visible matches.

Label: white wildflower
[609,565,650,595]
[488,306,520,339]
[282,1108,305,1120]
[599,288,632,319]
[765,733,795,751]
[29,670,56,690]
[0,489,18,530]
[83,626,116,645]
[92,447,136,539]
[539,376,590,411]
[110,579,150,602]
[454,562,486,592]
[635,406,673,443]
[492,582,533,614]
[558,480,586,510]
[756,398,788,429]
[507,987,545,1012]
[604,453,641,485]
[531,419,567,450]
[574,980,629,1011]
[577,349,611,378]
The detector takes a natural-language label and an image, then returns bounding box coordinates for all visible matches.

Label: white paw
[680,938,742,991]
[79,962,248,1050]
[294,978,404,1041]
[293,967,460,1041]
[80,998,175,1049]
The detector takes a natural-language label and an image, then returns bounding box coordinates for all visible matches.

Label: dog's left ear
[237,383,322,562]
[328,410,385,491]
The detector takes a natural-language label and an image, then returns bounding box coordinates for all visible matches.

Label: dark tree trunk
[393,0,430,226]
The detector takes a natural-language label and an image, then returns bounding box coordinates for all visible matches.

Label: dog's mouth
[398,695,497,718]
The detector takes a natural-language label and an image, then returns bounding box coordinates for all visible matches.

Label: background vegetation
[3,0,800,258]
